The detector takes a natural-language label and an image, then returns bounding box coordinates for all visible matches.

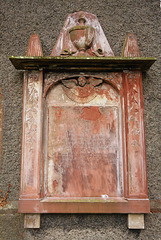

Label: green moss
[9,56,157,60]
[9,56,157,71]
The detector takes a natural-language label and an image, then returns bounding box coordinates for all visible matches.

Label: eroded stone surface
[45,77,124,200]
[0,0,160,238]
[24,214,40,228]
[128,214,144,229]
[50,11,114,57]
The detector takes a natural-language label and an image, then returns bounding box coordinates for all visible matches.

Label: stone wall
[0,0,160,239]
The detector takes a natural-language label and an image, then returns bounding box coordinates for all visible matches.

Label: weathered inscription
[47,106,123,197]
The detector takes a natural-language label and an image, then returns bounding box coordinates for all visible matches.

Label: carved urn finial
[69,12,95,56]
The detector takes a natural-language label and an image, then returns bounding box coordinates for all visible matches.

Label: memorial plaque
[44,81,123,199]
[9,11,156,228]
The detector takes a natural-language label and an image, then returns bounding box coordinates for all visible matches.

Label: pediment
[50,11,114,57]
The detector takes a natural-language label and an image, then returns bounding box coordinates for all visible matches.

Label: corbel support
[128,214,144,229]
[24,214,40,229]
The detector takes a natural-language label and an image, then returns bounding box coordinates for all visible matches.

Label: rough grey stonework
[0,213,161,240]
[0,0,160,239]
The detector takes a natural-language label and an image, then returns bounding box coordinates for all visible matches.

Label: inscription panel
[47,106,122,197]
[44,79,124,199]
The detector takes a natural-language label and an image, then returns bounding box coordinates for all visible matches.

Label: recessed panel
[47,105,122,198]
[45,81,123,199]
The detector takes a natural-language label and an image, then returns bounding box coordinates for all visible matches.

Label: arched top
[44,73,122,98]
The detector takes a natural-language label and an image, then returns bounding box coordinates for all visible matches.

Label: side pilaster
[19,34,43,228]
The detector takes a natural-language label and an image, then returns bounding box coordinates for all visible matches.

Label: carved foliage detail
[24,72,39,186]
[126,72,145,195]
[25,73,39,147]
[127,73,140,140]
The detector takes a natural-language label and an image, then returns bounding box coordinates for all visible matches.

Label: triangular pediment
[50,11,114,57]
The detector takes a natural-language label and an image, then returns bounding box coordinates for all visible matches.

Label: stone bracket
[24,214,40,228]
[128,214,144,229]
